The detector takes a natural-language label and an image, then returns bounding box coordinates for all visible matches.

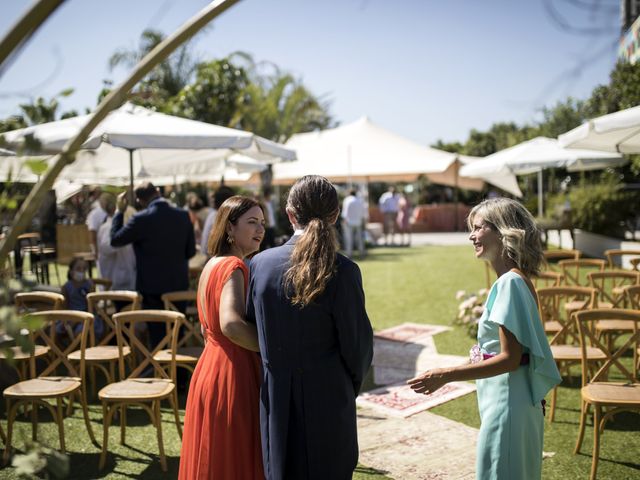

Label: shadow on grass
[65,450,180,479]
[355,464,389,476]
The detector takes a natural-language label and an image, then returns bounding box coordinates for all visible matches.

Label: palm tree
[108,29,197,108]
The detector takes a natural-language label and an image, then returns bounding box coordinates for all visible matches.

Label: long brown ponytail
[284,176,339,306]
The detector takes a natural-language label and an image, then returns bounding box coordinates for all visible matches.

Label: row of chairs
[537,284,640,480]
[1,289,203,472]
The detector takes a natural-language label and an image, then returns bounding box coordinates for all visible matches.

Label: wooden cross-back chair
[537,286,605,422]
[533,270,563,289]
[2,310,96,463]
[625,286,640,373]
[631,258,640,272]
[98,310,184,472]
[0,292,65,382]
[543,249,582,272]
[604,248,640,271]
[588,272,640,354]
[559,259,607,287]
[68,291,142,396]
[155,291,203,375]
[573,309,640,480]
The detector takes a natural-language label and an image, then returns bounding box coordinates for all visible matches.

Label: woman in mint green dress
[409,198,561,480]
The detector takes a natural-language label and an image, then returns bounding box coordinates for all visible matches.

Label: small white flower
[472,305,484,315]
[455,290,466,300]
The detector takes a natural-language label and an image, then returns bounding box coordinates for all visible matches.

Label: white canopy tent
[1,102,295,190]
[274,116,458,183]
[273,116,519,196]
[558,105,640,154]
[460,137,625,216]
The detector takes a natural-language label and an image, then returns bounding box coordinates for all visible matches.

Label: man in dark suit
[111,182,195,347]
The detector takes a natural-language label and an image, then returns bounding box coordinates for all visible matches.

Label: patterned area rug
[357,381,476,418]
[375,323,451,344]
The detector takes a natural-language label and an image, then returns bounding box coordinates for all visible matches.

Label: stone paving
[357,323,478,479]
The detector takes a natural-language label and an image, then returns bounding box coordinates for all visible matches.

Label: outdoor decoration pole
[0,0,66,78]
[453,158,460,232]
[537,168,543,218]
[0,0,242,265]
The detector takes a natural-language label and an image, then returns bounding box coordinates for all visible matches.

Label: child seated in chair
[60,257,104,338]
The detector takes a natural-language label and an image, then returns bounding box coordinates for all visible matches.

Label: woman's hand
[407,368,448,395]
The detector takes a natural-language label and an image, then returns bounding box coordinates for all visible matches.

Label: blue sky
[0,0,622,146]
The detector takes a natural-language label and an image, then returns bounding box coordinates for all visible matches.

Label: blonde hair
[284,176,339,306]
[467,198,544,277]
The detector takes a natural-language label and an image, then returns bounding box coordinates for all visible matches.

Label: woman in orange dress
[179,196,266,480]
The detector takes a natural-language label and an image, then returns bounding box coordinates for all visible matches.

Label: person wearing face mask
[60,257,103,338]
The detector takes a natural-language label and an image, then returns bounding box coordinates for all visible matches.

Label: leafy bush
[568,172,640,239]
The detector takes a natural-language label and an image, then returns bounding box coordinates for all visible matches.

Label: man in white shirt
[86,188,108,255]
[97,194,136,290]
[341,189,366,258]
[378,186,399,245]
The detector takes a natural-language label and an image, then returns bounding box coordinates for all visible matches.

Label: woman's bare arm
[219,269,260,352]
[408,325,522,395]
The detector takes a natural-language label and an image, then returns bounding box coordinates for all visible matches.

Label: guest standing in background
[378,185,399,246]
[111,182,195,348]
[97,193,136,291]
[396,191,412,246]
[247,175,373,480]
[341,188,366,258]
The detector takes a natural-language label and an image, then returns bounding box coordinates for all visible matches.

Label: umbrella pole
[537,168,543,218]
[129,149,135,203]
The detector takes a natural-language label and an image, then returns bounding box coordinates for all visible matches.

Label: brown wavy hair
[284,176,339,306]
[207,195,263,257]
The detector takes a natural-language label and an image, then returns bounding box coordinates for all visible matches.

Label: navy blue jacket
[110,198,195,295]
[247,236,373,480]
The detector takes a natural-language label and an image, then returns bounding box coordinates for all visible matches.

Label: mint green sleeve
[487,274,562,405]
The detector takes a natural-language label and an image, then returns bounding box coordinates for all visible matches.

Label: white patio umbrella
[460,137,625,216]
[1,102,295,191]
[558,105,640,154]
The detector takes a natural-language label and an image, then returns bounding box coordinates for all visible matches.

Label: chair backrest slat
[113,310,183,381]
[87,291,141,346]
[537,286,596,345]
[23,310,92,379]
[559,259,606,287]
[604,249,640,270]
[588,271,640,308]
[161,290,201,347]
[574,309,640,384]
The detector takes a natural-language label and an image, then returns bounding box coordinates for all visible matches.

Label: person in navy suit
[111,182,195,347]
[247,175,373,480]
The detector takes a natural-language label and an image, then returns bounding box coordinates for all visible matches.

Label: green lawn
[1,245,639,479]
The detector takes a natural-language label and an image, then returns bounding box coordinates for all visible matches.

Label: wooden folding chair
[559,259,606,287]
[2,310,96,463]
[0,292,66,381]
[604,248,640,271]
[537,286,605,422]
[631,258,640,272]
[543,249,582,272]
[68,291,141,396]
[533,270,563,289]
[573,309,640,480]
[98,310,184,472]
